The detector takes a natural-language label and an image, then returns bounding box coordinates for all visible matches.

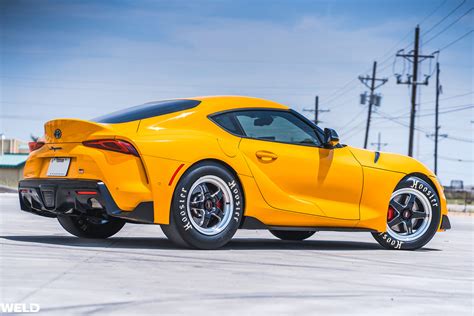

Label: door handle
[255,151,278,161]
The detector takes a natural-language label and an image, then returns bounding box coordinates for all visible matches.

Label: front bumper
[18,179,154,224]
[440,214,451,231]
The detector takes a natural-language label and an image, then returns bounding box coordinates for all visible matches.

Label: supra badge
[54,129,62,139]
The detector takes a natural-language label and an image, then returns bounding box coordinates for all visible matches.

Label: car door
[228,109,363,220]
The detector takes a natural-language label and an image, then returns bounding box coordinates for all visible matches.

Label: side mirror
[323,128,340,148]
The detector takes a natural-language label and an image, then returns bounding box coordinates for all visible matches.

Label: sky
[1,0,473,185]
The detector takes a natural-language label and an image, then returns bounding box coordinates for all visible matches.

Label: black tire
[269,230,316,241]
[372,176,441,250]
[161,162,244,250]
[57,215,125,239]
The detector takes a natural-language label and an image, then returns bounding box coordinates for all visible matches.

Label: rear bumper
[18,179,154,224]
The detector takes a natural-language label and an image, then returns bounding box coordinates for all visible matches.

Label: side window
[234,110,320,146]
[210,113,243,135]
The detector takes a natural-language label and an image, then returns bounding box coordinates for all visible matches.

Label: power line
[324,82,361,105]
[323,1,451,108]
[443,135,474,143]
[374,0,449,68]
[338,108,367,134]
[382,104,474,119]
[391,0,468,54]
[439,155,474,163]
[378,99,474,118]
[375,0,448,69]
[417,105,473,116]
[341,119,368,141]
[438,30,474,51]
[424,7,474,46]
[374,110,474,143]
[418,91,474,105]
[422,0,467,36]
[419,0,449,25]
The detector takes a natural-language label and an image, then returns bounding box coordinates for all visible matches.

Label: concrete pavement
[0,193,472,315]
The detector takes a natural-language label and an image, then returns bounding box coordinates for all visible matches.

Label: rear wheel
[57,215,125,239]
[161,162,244,249]
[372,176,441,250]
[269,230,316,241]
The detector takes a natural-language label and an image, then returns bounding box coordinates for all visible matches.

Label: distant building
[1,138,29,154]
[0,154,28,188]
[450,180,464,190]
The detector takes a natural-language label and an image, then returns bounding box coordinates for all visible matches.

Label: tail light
[82,139,139,157]
[28,141,45,152]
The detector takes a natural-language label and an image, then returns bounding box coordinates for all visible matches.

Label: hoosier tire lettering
[177,187,192,231]
[372,176,441,251]
[411,179,439,207]
[228,180,242,223]
[161,162,244,249]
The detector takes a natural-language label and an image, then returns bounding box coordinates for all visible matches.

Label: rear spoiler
[44,119,138,143]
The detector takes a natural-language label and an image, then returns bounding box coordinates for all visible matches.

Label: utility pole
[359,61,388,149]
[303,95,329,124]
[395,25,436,157]
[434,62,441,175]
[409,25,420,158]
[371,132,388,151]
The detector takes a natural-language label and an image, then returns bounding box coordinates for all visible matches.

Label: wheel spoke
[199,183,210,195]
[389,200,404,213]
[211,187,222,199]
[411,210,427,219]
[388,215,404,228]
[405,220,414,234]
[201,213,212,228]
[211,207,223,220]
[190,193,205,208]
[405,193,416,210]
[191,207,205,219]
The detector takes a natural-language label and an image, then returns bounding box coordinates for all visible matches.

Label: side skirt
[240,216,377,233]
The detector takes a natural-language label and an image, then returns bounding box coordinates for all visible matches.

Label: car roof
[186,95,289,114]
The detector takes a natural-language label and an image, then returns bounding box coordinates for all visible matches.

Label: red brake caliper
[387,206,395,221]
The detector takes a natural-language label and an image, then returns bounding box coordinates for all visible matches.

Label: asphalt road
[1,193,472,315]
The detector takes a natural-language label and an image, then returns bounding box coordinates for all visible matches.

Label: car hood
[347,146,436,178]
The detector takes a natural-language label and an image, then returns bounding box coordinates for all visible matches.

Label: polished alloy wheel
[186,175,233,236]
[386,188,432,242]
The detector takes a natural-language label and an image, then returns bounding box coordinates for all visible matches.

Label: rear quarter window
[93,99,201,123]
[210,113,244,135]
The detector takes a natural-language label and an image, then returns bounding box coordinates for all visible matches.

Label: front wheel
[57,215,125,239]
[270,230,316,241]
[372,176,441,250]
[161,162,244,249]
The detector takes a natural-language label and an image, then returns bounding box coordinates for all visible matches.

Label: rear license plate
[47,158,71,176]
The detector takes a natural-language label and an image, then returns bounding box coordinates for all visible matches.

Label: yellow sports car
[19,96,450,250]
